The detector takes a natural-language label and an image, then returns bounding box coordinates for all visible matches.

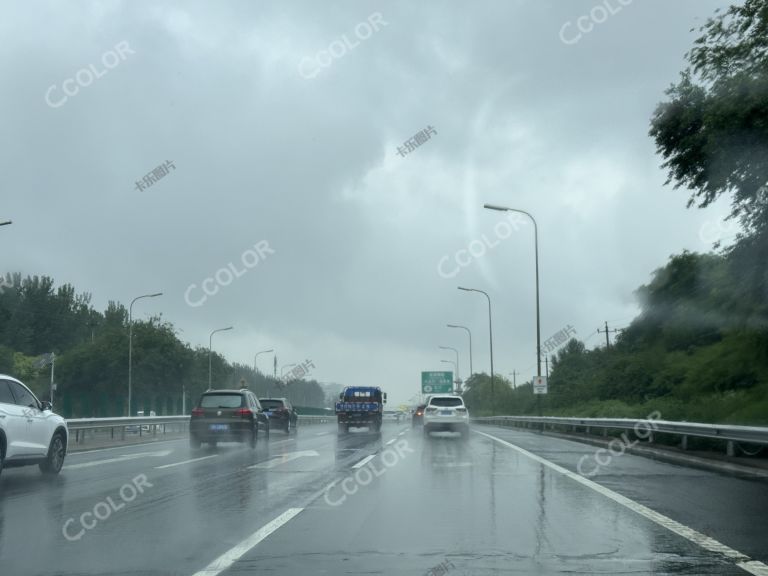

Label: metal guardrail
[474,416,768,456]
[65,414,335,445]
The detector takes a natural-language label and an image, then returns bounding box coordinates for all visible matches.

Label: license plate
[440,410,452,415]
[264,411,273,416]
[209,424,228,431]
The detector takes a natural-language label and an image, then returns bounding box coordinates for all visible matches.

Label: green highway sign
[421,371,453,394]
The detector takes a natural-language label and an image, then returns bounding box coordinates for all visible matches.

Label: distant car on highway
[412,404,426,427]
[382,410,402,423]
[258,398,298,433]
[126,410,157,434]
[190,389,269,449]
[422,394,469,439]
[0,374,68,476]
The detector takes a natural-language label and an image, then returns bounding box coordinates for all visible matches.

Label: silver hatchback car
[0,374,68,476]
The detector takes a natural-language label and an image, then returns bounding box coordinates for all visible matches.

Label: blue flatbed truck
[335,386,386,434]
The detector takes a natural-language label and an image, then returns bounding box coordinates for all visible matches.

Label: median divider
[66,415,335,450]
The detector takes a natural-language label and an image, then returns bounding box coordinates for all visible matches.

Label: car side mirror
[41,401,52,411]
[383,393,388,404]
[339,393,343,400]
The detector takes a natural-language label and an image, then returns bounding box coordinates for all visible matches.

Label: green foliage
[0,273,328,416]
[650,0,768,232]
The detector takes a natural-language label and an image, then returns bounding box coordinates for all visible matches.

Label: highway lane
[0,423,766,575]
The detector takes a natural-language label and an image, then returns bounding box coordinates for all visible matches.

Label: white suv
[0,374,68,477]
[422,394,469,438]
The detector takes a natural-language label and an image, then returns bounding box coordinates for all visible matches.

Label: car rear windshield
[260,400,284,410]
[200,394,244,408]
[430,397,463,407]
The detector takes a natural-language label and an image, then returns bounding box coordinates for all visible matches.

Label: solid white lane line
[352,455,375,469]
[385,439,396,446]
[737,561,768,576]
[191,508,304,576]
[68,438,182,456]
[64,450,173,470]
[155,455,218,469]
[477,430,768,574]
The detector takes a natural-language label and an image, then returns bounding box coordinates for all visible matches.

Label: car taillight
[426,406,438,413]
[191,408,204,417]
[455,407,467,412]
[416,411,423,416]
[236,408,252,418]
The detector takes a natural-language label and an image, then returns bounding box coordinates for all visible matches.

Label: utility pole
[545,357,549,378]
[597,321,620,349]
[509,370,517,389]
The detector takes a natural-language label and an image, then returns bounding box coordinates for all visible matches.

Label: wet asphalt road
[1,423,767,576]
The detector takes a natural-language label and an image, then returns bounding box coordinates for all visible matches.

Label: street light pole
[208,326,233,389]
[128,292,163,417]
[440,359,457,391]
[484,204,542,379]
[458,287,495,415]
[446,324,473,377]
[438,346,460,383]
[254,349,274,373]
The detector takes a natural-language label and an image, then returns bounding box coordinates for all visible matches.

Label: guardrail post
[727,441,735,457]
[681,435,688,450]
[585,426,590,435]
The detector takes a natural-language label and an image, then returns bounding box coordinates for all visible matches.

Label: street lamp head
[148,292,163,298]
[483,204,508,212]
[457,286,471,292]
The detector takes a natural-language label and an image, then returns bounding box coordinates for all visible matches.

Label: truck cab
[335,386,386,434]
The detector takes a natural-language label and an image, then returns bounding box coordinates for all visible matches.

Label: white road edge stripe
[191,508,303,576]
[385,439,396,446]
[352,455,376,469]
[477,430,768,576]
[155,455,217,469]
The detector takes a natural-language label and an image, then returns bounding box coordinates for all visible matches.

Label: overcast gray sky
[1,0,736,405]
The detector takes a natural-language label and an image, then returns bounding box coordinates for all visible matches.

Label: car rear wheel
[190,435,201,450]
[40,432,66,475]
[285,420,291,434]
[338,423,348,435]
[249,427,258,449]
